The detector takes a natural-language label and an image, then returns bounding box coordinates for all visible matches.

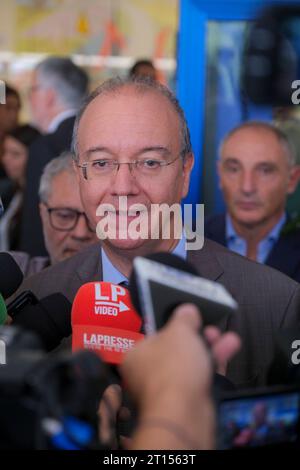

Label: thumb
[170,303,202,332]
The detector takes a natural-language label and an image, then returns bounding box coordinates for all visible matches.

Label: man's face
[218,127,299,229]
[39,170,97,264]
[75,87,193,254]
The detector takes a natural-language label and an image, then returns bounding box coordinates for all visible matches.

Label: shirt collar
[226,213,237,242]
[101,235,187,284]
[47,109,77,133]
[172,235,187,259]
[101,249,128,285]
[266,213,287,242]
[226,212,287,242]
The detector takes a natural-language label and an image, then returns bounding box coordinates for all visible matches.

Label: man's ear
[287,165,300,194]
[182,152,194,199]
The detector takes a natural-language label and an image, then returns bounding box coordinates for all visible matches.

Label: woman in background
[0,124,40,250]
[0,85,21,179]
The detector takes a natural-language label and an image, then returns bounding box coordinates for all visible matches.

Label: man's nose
[240,171,256,194]
[110,163,140,196]
[71,214,93,240]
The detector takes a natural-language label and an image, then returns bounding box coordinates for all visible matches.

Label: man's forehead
[80,86,178,125]
[222,128,287,162]
[49,172,80,202]
[77,86,181,153]
[225,127,282,149]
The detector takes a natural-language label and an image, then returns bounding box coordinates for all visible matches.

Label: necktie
[118,280,129,288]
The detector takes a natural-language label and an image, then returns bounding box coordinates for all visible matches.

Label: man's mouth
[236,201,260,210]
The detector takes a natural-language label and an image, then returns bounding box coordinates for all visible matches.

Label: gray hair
[219,120,297,167]
[39,151,76,203]
[71,76,192,163]
[36,56,89,109]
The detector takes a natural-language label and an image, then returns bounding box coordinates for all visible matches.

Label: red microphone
[71,282,144,364]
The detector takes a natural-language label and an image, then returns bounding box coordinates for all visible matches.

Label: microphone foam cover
[71,282,143,364]
[0,293,7,325]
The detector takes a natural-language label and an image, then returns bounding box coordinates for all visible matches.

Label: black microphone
[129,252,238,333]
[0,253,23,299]
[7,290,39,317]
[129,252,197,323]
[129,252,237,393]
[11,293,72,352]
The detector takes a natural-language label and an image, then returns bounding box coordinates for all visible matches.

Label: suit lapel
[75,244,103,284]
[74,240,225,284]
[266,233,300,279]
[75,242,226,324]
[187,240,229,332]
[187,240,224,282]
[75,241,225,284]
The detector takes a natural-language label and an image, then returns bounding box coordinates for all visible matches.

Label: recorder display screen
[219,391,300,449]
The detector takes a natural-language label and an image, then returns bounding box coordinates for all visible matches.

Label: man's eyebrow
[256,161,277,167]
[82,146,172,159]
[222,157,278,167]
[139,146,171,157]
[221,157,240,165]
[50,206,82,211]
[83,147,112,159]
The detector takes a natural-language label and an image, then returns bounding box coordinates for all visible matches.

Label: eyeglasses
[76,156,181,181]
[45,206,95,232]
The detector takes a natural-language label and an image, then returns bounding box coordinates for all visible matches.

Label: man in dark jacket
[206,121,300,282]
[20,57,89,256]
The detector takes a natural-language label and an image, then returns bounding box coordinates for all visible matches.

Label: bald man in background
[206,121,300,282]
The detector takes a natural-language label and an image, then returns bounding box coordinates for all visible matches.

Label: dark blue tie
[118,281,129,288]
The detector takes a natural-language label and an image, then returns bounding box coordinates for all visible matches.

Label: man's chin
[233,211,265,228]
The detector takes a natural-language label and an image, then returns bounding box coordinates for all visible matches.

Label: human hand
[120,303,240,449]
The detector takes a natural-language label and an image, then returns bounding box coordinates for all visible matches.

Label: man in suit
[14,77,300,389]
[20,57,89,257]
[206,121,300,282]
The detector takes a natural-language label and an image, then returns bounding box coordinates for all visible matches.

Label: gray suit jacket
[13,239,300,389]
